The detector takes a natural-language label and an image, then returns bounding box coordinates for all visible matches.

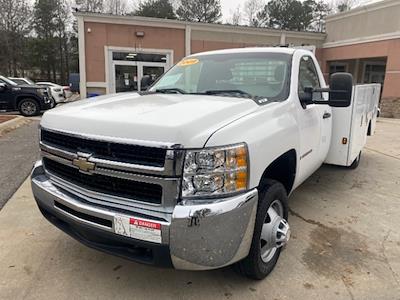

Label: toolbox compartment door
[324,84,381,166]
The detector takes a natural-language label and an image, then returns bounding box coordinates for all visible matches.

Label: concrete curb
[0,116,32,137]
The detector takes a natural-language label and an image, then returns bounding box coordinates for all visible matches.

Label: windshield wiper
[155,88,187,94]
[196,89,254,99]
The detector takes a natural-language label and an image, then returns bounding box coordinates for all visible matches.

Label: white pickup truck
[31,48,380,280]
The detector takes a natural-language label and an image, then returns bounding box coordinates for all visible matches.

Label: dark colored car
[0,76,54,116]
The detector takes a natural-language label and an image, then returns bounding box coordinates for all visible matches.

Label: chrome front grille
[43,158,163,204]
[39,128,183,211]
[41,129,167,167]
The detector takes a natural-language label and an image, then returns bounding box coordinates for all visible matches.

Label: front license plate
[114,215,162,244]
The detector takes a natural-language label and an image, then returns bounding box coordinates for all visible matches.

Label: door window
[298,56,322,100]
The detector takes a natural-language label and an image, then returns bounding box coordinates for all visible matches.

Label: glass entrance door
[114,65,138,93]
[111,51,170,93]
[113,62,165,93]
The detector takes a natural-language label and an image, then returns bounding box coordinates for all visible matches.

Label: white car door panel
[295,54,326,181]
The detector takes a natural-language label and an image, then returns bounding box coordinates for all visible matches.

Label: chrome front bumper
[31,160,258,270]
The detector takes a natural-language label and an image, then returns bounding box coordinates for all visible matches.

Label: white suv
[36,82,67,104]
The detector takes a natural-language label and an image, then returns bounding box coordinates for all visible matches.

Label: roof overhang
[73,12,326,41]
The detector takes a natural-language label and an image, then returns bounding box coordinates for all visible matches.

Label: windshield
[0,76,17,86]
[150,52,291,103]
[11,78,33,85]
[24,78,35,85]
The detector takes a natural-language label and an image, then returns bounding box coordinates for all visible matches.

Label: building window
[329,62,348,77]
[363,62,386,84]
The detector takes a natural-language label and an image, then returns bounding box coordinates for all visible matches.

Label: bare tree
[75,0,104,12]
[104,0,129,15]
[0,0,32,76]
[334,0,360,12]
[55,0,73,82]
[228,4,242,25]
[243,0,264,27]
[312,0,331,32]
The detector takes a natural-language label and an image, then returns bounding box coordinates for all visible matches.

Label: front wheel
[18,98,40,117]
[236,179,290,280]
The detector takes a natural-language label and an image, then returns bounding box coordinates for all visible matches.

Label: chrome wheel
[260,199,290,263]
[20,100,37,116]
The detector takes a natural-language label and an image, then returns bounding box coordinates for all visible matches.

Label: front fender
[205,101,300,189]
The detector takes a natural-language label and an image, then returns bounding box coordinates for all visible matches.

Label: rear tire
[235,179,289,280]
[348,152,361,169]
[18,98,40,117]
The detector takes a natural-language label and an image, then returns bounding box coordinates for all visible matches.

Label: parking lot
[0,118,399,300]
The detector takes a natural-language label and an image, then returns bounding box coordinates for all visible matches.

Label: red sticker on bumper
[130,218,161,230]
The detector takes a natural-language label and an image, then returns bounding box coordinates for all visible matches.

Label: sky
[220,0,381,22]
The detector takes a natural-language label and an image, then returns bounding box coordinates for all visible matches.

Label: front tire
[18,98,40,117]
[236,179,289,280]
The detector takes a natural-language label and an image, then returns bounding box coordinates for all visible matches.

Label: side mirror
[141,75,154,91]
[299,87,314,108]
[328,72,353,107]
[302,72,353,108]
[0,83,6,92]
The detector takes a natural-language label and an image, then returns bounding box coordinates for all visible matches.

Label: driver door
[296,55,324,180]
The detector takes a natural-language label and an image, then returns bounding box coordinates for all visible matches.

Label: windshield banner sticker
[177,58,199,67]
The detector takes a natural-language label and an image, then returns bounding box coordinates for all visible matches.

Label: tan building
[75,0,400,117]
[321,0,400,117]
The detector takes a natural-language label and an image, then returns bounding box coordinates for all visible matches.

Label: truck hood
[40,93,259,148]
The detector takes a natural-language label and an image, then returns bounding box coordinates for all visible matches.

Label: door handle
[323,112,331,119]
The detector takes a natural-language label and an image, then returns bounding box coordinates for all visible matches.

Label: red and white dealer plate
[113,215,162,244]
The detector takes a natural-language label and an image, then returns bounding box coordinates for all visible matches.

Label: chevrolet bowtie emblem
[72,156,95,173]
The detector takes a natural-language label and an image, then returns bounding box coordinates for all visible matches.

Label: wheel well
[259,149,297,194]
[16,96,39,107]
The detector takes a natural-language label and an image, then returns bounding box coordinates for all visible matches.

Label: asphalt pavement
[0,120,40,209]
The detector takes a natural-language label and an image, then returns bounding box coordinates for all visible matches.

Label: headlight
[182,143,248,198]
[54,88,62,92]
[37,88,46,96]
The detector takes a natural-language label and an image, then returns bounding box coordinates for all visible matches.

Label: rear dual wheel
[348,151,361,169]
[236,179,290,280]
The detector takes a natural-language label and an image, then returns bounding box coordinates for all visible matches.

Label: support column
[77,16,87,99]
[280,33,286,46]
[354,59,360,83]
[185,25,191,56]
[380,39,400,117]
